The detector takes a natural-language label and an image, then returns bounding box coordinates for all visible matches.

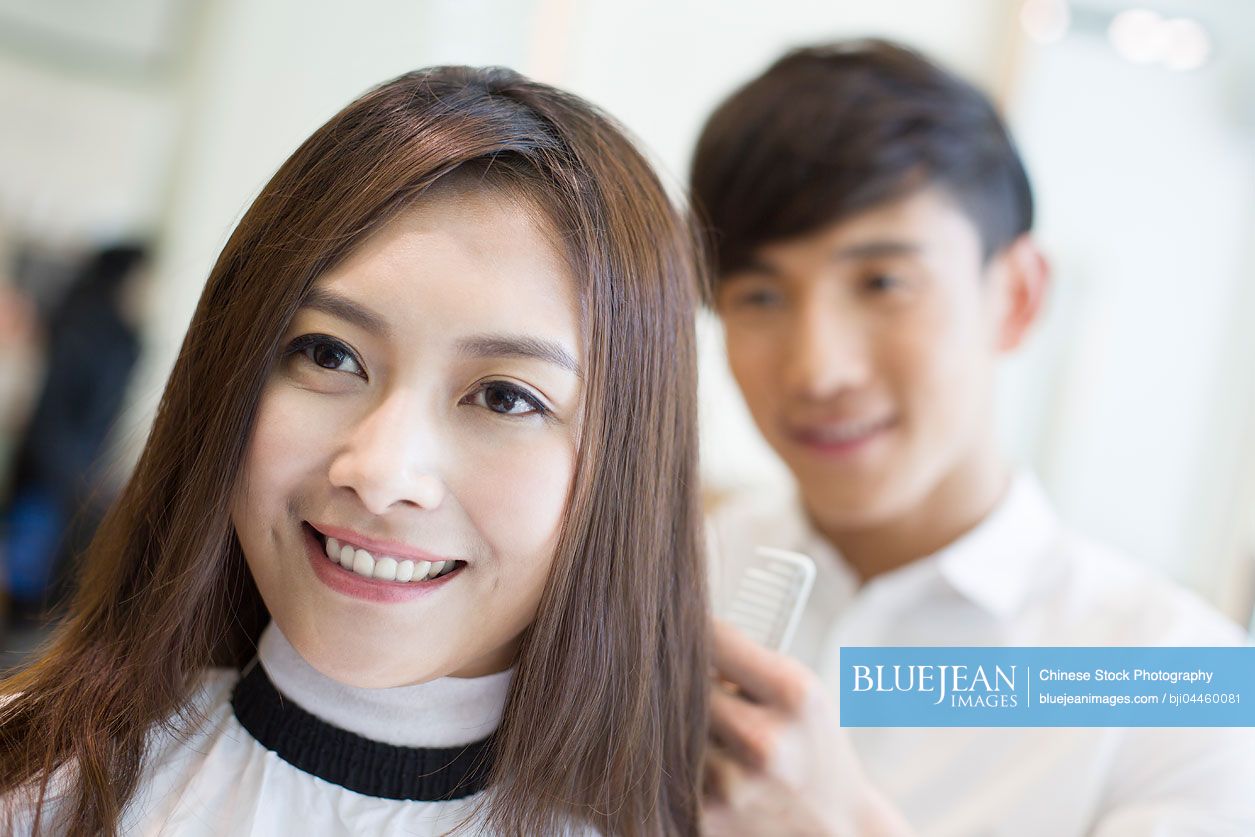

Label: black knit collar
[230,662,495,801]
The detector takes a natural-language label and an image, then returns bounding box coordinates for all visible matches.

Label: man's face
[717,187,1010,530]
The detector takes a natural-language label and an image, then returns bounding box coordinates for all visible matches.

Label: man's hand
[702,619,915,836]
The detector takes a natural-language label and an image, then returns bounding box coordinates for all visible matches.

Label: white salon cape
[708,472,1255,836]
[20,624,517,836]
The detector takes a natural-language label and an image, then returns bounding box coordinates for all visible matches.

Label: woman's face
[231,186,583,687]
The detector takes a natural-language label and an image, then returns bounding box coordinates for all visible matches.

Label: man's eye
[288,335,365,377]
[733,288,784,308]
[865,274,903,293]
[468,382,550,418]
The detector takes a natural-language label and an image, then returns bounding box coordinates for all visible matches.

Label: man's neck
[806,454,1011,583]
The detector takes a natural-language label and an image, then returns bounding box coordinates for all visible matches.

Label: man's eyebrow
[733,240,922,278]
[830,240,922,261]
[457,334,582,378]
[300,288,391,338]
[732,259,783,279]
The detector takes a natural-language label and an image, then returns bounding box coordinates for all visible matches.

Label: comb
[715,533,816,653]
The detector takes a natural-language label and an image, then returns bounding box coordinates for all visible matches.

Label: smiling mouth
[304,523,465,584]
[791,415,896,446]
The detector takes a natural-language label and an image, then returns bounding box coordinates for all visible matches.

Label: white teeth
[352,548,375,577]
[319,535,458,584]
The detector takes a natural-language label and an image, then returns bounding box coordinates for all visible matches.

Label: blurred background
[1,0,1252,666]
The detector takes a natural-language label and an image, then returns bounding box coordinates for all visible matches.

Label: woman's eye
[288,335,365,377]
[469,381,549,418]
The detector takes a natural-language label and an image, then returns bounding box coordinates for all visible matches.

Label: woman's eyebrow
[457,334,582,378]
[300,289,579,377]
[301,288,391,337]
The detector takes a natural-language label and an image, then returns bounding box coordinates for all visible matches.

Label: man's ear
[991,234,1050,353]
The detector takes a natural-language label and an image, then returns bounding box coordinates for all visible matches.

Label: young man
[692,40,1255,835]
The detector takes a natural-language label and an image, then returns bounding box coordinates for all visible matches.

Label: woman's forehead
[306,192,581,360]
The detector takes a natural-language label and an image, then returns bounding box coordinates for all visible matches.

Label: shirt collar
[930,471,1059,618]
[794,471,1059,620]
[257,621,513,748]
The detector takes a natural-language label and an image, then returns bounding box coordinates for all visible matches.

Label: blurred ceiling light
[1108,9,1170,64]
[1161,17,1211,71]
[1107,8,1212,71]
[1021,0,1071,44]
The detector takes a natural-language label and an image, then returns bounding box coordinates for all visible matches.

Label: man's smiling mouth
[304,522,465,584]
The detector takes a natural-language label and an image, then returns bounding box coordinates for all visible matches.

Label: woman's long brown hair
[0,66,708,836]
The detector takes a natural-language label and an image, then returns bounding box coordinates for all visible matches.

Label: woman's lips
[302,523,462,604]
[307,521,454,565]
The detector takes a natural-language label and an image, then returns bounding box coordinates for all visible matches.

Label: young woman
[0,66,707,836]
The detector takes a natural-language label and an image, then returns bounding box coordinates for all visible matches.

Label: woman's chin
[294,636,451,688]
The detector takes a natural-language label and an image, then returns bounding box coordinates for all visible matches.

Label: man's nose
[327,389,446,515]
[780,302,872,401]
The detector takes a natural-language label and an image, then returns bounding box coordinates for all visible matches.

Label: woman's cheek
[235,386,344,558]
[456,431,576,565]
[247,390,329,496]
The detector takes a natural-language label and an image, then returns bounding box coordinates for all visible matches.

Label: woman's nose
[326,390,446,515]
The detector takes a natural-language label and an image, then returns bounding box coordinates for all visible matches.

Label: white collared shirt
[708,472,1255,836]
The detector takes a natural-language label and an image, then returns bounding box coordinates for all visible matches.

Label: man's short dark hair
[690,39,1035,281]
